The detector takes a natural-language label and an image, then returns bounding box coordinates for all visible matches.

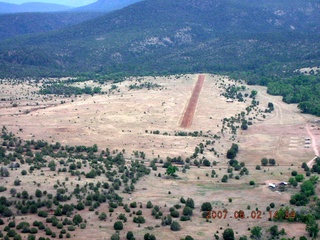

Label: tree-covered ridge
[0,0,319,78]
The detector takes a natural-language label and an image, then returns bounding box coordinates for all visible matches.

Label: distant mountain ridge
[0,2,71,13]
[73,0,142,12]
[0,0,319,78]
[0,12,103,40]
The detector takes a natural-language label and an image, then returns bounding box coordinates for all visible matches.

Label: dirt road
[306,123,319,168]
[180,74,205,128]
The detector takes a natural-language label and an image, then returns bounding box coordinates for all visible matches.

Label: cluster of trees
[311,157,320,174]
[266,75,320,116]
[232,72,320,117]
[174,131,203,137]
[261,158,276,166]
[222,85,246,102]
[128,82,161,90]
[39,84,101,96]
[290,177,318,206]
[226,143,239,159]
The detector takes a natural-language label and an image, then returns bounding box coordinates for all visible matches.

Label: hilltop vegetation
[0,0,319,77]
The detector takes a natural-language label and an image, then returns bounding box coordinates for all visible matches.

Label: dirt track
[306,123,319,168]
[180,74,205,128]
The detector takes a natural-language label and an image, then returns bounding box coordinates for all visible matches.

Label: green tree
[201,202,212,212]
[183,206,193,216]
[185,236,194,240]
[185,198,195,209]
[203,159,211,166]
[165,165,178,177]
[170,221,181,231]
[146,201,153,208]
[226,149,236,159]
[73,214,83,225]
[99,212,107,220]
[269,225,279,237]
[14,179,21,186]
[21,190,29,199]
[306,216,319,239]
[268,159,276,166]
[35,189,42,198]
[261,158,268,166]
[126,231,134,240]
[111,234,120,240]
[301,180,315,196]
[48,160,56,171]
[114,221,123,230]
[250,226,262,240]
[223,228,235,240]
[295,174,305,182]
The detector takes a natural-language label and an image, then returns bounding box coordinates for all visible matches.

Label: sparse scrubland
[0,74,319,239]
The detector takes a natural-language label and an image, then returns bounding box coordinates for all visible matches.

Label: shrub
[146,201,153,209]
[126,231,134,240]
[223,228,235,240]
[99,212,107,220]
[170,221,181,231]
[130,202,137,208]
[144,233,156,240]
[114,221,123,230]
[67,226,75,231]
[180,216,190,221]
[183,206,193,216]
[111,234,120,240]
[170,211,179,218]
[14,179,21,186]
[185,236,194,240]
[133,216,145,224]
[185,198,195,209]
[201,202,212,211]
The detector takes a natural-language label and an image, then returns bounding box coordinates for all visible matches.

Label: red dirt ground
[180,74,205,128]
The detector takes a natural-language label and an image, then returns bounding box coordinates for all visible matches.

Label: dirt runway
[180,74,205,128]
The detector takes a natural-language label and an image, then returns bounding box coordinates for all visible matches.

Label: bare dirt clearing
[0,74,319,239]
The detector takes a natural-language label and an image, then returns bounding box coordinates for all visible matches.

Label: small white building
[226,98,234,103]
